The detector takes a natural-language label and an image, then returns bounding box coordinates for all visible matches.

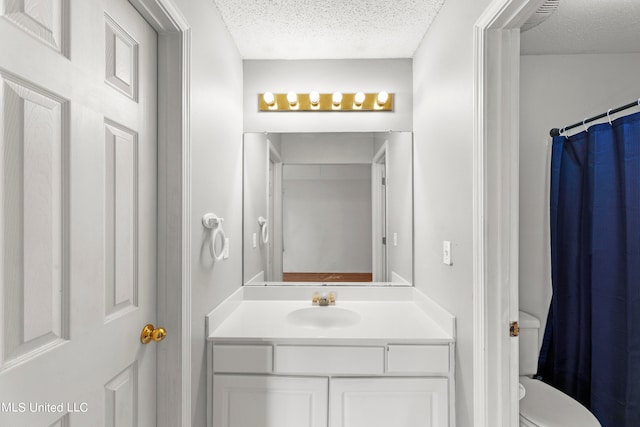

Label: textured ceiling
[211,0,446,59]
[521,0,640,55]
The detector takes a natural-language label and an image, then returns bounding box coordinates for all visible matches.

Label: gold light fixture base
[259,92,393,112]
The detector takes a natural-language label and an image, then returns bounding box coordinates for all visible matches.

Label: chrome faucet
[312,292,335,306]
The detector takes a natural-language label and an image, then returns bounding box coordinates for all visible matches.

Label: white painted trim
[449,342,457,427]
[268,141,283,281]
[473,0,547,426]
[180,29,192,427]
[471,19,488,426]
[372,143,388,282]
[128,1,191,426]
[264,139,271,275]
[130,0,188,33]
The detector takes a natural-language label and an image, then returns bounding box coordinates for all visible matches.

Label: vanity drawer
[387,345,450,374]
[275,346,385,375]
[213,344,273,373]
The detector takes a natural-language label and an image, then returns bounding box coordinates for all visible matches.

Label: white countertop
[206,286,455,345]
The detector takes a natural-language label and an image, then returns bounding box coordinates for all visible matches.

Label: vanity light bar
[258,92,394,111]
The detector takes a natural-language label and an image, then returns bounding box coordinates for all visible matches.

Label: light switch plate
[223,238,230,259]
[443,240,452,265]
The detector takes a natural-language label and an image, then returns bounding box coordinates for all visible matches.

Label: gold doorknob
[140,324,167,344]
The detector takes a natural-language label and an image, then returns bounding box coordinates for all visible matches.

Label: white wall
[281,132,374,163]
[243,59,413,132]
[412,0,494,425]
[519,52,640,345]
[171,1,244,425]
[283,164,373,273]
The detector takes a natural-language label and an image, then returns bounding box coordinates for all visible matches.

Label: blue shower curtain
[538,111,640,426]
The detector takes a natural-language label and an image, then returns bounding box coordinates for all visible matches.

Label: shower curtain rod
[549,98,640,137]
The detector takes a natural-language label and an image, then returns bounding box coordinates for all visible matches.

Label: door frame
[128,1,191,426]
[267,140,283,281]
[473,0,546,425]
[371,143,388,282]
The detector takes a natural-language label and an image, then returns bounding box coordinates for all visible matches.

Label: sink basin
[286,306,361,329]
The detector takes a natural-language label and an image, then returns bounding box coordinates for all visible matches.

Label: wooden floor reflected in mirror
[283,273,373,282]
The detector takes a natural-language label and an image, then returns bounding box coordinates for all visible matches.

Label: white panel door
[212,375,328,427]
[329,377,449,427]
[0,0,157,426]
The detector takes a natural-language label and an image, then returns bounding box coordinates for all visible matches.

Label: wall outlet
[252,233,257,248]
[393,232,398,246]
[223,238,230,259]
[443,240,452,265]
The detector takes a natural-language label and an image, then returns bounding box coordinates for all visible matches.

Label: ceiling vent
[522,0,560,32]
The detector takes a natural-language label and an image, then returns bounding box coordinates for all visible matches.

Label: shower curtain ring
[582,118,589,133]
[561,126,569,139]
[607,108,613,125]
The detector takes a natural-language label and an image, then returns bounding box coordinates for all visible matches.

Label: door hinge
[381,177,386,185]
[510,321,519,337]
[382,237,386,245]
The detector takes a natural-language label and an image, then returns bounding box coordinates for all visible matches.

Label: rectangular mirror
[243,132,413,286]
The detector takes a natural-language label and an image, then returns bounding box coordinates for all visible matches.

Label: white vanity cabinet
[212,375,328,427]
[209,343,454,427]
[206,287,457,427]
[330,377,449,427]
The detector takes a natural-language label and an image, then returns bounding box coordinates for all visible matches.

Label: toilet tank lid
[519,311,540,329]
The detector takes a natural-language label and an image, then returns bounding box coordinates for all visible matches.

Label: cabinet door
[330,378,449,427]
[213,375,328,427]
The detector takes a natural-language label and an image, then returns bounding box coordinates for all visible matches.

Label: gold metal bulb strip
[258,92,394,111]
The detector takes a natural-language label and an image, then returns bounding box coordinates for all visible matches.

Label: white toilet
[519,311,601,427]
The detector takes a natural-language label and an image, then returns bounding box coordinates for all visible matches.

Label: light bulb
[377,91,389,106]
[354,92,366,106]
[287,91,298,106]
[332,91,343,106]
[309,91,320,105]
[263,92,275,106]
